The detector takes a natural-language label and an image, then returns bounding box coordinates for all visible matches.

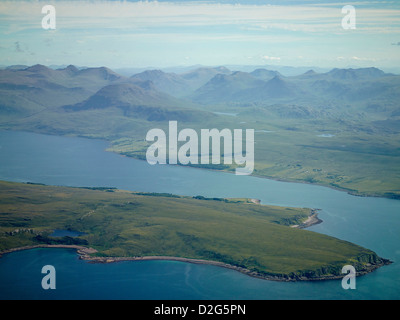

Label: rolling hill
[0,64,128,121]
[0,64,217,139]
[63,82,213,122]
[131,66,232,97]
[188,67,400,119]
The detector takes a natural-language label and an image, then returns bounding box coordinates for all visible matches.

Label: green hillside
[0,180,389,280]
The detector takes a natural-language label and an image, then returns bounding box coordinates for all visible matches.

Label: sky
[0,0,399,71]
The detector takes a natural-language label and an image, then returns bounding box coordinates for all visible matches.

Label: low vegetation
[0,180,387,280]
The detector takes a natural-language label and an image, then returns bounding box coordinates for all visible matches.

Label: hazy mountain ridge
[0,64,216,129]
[63,82,213,122]
[188,66,400,122]
[131,66,232,97]
[250,68,282,81]
[0,64,128,119]
[2,64,399,124]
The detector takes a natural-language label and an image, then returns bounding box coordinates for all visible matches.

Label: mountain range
[1,64,399,131]
[131,66,231,97]
[0,64,212,124]
[189,67,400,107]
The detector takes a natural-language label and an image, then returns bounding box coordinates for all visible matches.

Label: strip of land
[0,244,390,282]
[0,180,391,281]
[291,209,322,229]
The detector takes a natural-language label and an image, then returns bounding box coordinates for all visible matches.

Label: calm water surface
[0,131,399,299]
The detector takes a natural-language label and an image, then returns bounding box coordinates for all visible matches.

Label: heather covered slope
[0,180,390,281]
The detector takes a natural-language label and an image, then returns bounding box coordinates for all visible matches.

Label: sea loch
[0,131,399,300]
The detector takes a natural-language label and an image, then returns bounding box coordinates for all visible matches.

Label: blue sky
[0,0,399,71]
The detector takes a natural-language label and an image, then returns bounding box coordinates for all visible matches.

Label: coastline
[107,146,399,201]
[292,208,323,229]
[0,244,392,282]
[2,129,396,200]
[0,131,395,283]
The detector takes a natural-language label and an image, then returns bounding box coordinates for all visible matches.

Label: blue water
[0,247,391,300]
[49,230,86,238]
[0,130,399,299]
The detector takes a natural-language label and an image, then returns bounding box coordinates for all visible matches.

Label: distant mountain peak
[250,68,281,80]
[260,75,294,98]
[98,66,119,75]
[208,73,227,84]
[63,65,79,74]
[5,65,29,71]
[131,69,168,80]
[138,69,165,75]
[268,74,285,83]
[206,71,257,85]
[327,67,386,80]
[304,69,317,75]
[213,66,231,73]
[24,64,51,73]
[231,70,251,77]
[182,66,231,79]
[77,66,121,81]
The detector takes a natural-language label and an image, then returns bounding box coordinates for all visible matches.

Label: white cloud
[0,0,399,68]
[263,55,281,61]
[351,56,377,62]
[336,56,377,63]
[0,0,398,34]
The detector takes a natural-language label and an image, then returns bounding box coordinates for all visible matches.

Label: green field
[0,180,388,280]
[106,112,400,199]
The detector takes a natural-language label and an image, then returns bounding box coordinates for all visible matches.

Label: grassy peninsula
[0,180,390,281]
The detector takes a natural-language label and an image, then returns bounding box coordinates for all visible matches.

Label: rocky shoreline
[0,244,97,259]
[0,206,391,282]
[292,208,323,229]
[0,244,392,282]
[80,253,391,282]
[248,199,322,229]
[0,205,391,283]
